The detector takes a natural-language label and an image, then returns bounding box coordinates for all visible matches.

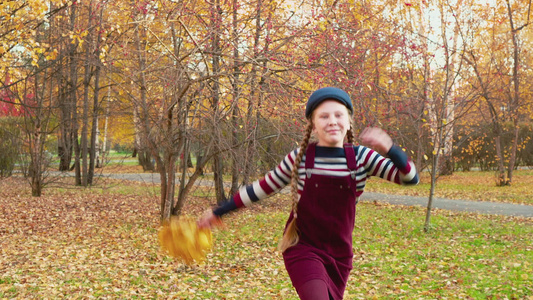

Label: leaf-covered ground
[1,177,532,299]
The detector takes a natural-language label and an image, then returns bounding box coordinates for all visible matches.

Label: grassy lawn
[364,169,533,205]
[0,177,531,299]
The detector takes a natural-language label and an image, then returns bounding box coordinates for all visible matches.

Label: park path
[91,172,533,218]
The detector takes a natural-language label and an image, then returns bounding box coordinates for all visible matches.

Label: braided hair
[346,118,356,144]
[278,120,313,252]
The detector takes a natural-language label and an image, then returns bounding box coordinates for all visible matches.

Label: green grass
[345,205,532,299]
[365,169,533,205]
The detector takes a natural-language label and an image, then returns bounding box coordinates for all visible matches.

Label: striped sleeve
[387,145,419,184]
[213,149,298,217]
[359,145,419,185]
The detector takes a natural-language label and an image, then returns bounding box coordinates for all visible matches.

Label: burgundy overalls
[283,143,359,300]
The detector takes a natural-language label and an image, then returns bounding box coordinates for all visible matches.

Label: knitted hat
[305,87,353,119]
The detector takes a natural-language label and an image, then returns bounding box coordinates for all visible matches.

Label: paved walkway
[359,192,533,218]
[92,172,533,218]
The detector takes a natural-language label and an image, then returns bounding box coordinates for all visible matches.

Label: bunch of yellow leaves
[158,216,213,264]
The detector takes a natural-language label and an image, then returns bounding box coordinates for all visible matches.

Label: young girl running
[199,87,419,300]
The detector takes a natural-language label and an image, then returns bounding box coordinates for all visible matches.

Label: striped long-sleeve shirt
[213,144,419,216]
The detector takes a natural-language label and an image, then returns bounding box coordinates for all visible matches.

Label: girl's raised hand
[358,127,393,156]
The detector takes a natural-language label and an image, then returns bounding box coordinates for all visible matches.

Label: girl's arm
[198,149,298,228]
[359,127,419,185]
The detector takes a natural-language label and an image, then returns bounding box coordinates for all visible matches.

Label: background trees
[459,0,532,186]
[1,0,532,221]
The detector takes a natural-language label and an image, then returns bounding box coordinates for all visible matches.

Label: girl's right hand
[359,127,393,156]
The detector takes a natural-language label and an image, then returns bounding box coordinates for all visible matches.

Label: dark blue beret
[305,87,353,119]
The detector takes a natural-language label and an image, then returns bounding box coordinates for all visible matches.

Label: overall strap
[344,143,357,180]
[305,143,317,178]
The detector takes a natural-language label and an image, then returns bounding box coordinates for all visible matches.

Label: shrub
[0,117,22,178]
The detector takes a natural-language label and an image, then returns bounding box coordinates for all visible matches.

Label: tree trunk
[27,61,49,197]
[211,0,226,205]
[30,120,43,197]
[68,3,80,184]
[229,0,241,195]
[73,133,81,186]
[437,2,460,176]
[174,153,211,216]
[88,41,102,184]
[173,139,189,217]
[424,154,438,232]
[159,156,172,221]
[95,115,101,168]
[80,0,95,187]
[504,0,523,186]
[507,122,519,185]
[58,83,74,171]
[213,154,226,204]
[101,96,109,166]
[58,2,79,175]
[133,17,154,172]
[416,121,425,172]
[494,135,507,185]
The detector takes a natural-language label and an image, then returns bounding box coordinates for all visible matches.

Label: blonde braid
[346,118,356,145]
[278,120,314,252]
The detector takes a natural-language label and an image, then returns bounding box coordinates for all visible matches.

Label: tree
[461,0,531,186]
[503,0,531,185]
[0,0,66,196]
[385,0,476,231]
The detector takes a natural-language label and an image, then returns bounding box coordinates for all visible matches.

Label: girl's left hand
[359,127,393,156]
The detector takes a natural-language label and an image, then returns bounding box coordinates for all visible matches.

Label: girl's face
[312,100,351,148]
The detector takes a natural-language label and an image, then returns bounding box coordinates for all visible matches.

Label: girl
[199,87,419,300]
